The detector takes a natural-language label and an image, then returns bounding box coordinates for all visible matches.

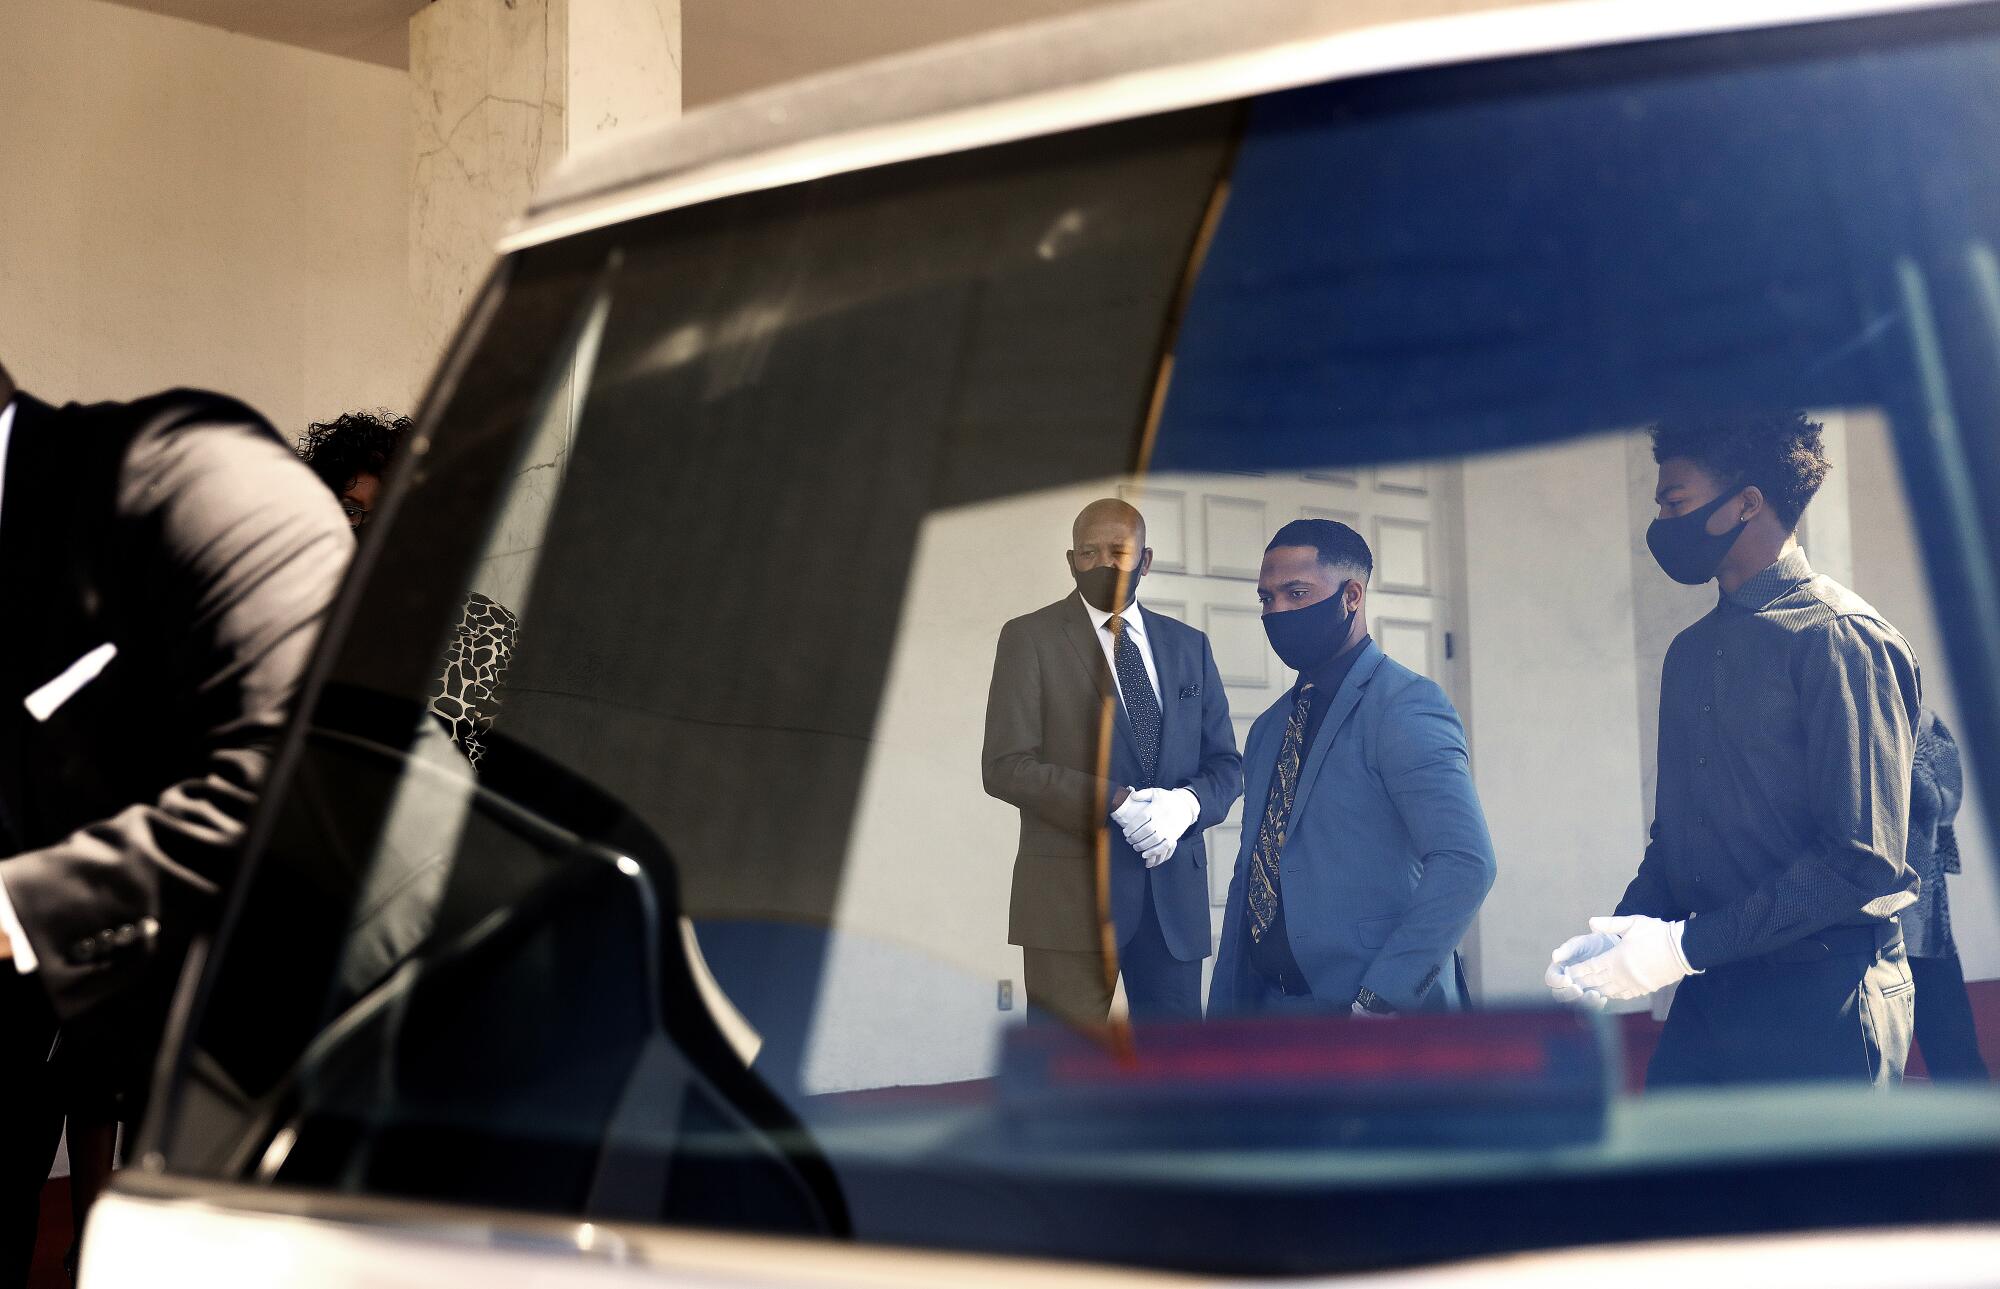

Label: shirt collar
[1298,633,1370,696]
[1725,547,1813,611]
[1079,590,1146,636]
[0,398,15,528]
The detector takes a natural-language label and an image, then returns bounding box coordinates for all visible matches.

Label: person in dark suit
[0,360,350,1285]
[1210,520,1495,1016]
[1548,412,1919,1087]
[982,499,1242,1025]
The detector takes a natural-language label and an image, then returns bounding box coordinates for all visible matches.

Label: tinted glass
[163,7,2000,1274]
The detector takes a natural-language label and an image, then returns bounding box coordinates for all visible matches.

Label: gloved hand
[1123,787,1200,854]
[1109,787,1145,830]
[1110,788,1176,866]
[1565,915,1697,1000]
[1544,930,1619,1009]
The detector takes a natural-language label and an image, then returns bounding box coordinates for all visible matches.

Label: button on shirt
[1616,549,1921,969]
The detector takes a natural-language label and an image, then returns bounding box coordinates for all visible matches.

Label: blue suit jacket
[1212,640,1495,1012]
[983,595,1243,961]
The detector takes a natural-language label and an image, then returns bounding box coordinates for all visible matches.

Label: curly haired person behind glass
[298,410,519,768]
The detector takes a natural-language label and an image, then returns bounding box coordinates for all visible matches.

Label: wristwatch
[1353,986,1394,1016]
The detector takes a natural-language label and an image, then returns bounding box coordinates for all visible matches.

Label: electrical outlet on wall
[997,979,1014,1011]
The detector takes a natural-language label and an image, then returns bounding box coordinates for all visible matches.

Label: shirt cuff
[0,875,40,974]
[1669,918,1700,976]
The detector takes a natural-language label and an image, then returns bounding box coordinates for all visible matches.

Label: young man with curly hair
[1546,411,1922,1087]
[297,409,413,527]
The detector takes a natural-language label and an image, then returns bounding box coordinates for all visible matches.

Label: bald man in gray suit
[983,500,1242,1026]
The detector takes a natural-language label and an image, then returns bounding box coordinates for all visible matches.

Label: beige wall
[1845,416,2000,982]
[0,0,423,434]
[1460,435,1654,1002]
[0,0,420,1177]
[682,0,1117,107]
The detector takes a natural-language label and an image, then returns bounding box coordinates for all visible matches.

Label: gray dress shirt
[1617,549,1921,969]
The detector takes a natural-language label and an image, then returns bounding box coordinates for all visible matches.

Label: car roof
[506,0,1984,251]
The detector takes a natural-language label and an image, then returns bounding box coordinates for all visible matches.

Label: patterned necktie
[1248,682,1314,943]
[1107,614,1162,786]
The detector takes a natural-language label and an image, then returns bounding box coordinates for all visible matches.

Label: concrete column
[409,0,680,363]
[1461,435,1652,1000]
[407,0,677,612]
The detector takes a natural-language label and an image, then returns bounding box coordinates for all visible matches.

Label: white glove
[1109,788,1145,830]
[1543,931,1618,1010]
[1565,915,1697,1001]
[1123,787,1200,853]
[1108,789,1175,865]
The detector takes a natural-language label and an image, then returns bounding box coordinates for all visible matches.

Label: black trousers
[0,972,62,1289]
[1022,884,1202,1026]
[1647,942,1913,1089]
[1910,952,1991,1081]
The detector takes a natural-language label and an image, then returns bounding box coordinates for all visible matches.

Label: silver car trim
[87,1176,2000,1287]
[99,1173,1195,1284]
[503,0,1989,253]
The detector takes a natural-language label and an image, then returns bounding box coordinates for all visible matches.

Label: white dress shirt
[1079,589,1162,713]
[0,399,35,973]
[1077,590,1201,828]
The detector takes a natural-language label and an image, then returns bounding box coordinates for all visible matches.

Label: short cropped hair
[1649,410,1830,531]
[298,409,412,495]
[1266,518,1373,581]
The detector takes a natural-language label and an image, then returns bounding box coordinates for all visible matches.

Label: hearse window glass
[164,10,2000,1277]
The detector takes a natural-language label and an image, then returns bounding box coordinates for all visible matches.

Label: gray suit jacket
[982,595,1242,960]
[1212,640,1495,1012]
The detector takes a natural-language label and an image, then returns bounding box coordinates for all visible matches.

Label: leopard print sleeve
[428,592,519,768]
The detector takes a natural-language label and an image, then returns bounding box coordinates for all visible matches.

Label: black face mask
[1263,583,1354,672]
[1073,563,1140,613]
[1646,487,1748,586]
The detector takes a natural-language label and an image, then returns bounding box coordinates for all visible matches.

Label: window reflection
[807,408,1991,1097]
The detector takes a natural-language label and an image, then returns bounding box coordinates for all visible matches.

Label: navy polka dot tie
[1108,614,1162,786]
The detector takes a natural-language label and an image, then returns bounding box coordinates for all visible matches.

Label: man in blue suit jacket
[1213,520,1495,1016]
[984,500,1243,1025]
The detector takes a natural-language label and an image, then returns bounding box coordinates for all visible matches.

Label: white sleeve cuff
[1668,919,1700,976]
[0,876,39,974]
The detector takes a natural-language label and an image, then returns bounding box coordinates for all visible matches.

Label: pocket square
[26,643,117,722]
[1178,683,1201,700]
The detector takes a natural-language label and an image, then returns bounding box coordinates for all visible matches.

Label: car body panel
[508,0,1990,252]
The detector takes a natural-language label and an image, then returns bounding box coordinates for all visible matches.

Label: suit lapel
[1241,706,1280,834]
[1138,605,1178,757]
[1059,595,1113,701]
[0,396,68,684]
[1289,640,1386,825]
[0,396,65,848]
[1058,595,1139,770]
